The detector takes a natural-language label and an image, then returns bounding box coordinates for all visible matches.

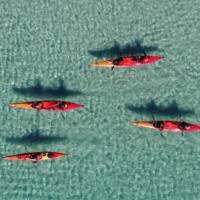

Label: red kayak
[10,100,84,111]
[91,55,163,68]
[132,120,200,132]
[2,152,68,164]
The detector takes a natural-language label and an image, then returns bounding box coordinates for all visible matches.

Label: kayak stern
[131,121,154,129]
[91,60,113,67]
[10,102,33,109]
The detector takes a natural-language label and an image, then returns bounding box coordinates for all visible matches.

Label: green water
[0,0,200,199]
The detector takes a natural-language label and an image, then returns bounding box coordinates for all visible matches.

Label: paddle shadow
[6,130,66,145]
[12,79,83,98]
[89,39,161,58]
[125,100,194,117]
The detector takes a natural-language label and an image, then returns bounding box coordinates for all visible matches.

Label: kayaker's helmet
[112,57,123,65]
[47,152,54,158]
[153,121,164,130]
[178,121,190,130]
[32,101,43,109]
[57,102,67,109]
[30,153,37,160]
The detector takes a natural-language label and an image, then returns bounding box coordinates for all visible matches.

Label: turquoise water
[1,0,200,199]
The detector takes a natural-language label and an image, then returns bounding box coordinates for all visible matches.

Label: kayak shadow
[88,39,161,58]
[12,79,83,98]
[125,100,194,117]
[5,130,66,145]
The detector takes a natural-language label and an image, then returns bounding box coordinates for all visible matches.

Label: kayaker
[30,153,38,162]
[57,102,66,109]
[178,121,190,130]
[112,57,123,65]
[48,152,53,158]
[32,101,43,109]
[153,121,164,131]
[42,153,48,160]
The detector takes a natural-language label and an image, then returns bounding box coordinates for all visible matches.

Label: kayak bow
[2,152,68,164]
[91,55,163,68]
[10,100,84,111]
[131,120,200,132]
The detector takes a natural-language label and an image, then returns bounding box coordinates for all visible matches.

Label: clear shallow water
[0,0,200,199]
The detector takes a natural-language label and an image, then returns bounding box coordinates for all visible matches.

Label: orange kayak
[2,152,68,164]
[10,100,84,111]
[131,120,200,132]
[91,55,163,68]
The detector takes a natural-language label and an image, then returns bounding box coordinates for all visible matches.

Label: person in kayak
[42,153,49,160]
[57,102,67,109]
[32,101,43,109]
[178,121,190,130]
[30,153,39,163]
[47,152,54,158]
[132,55,146,62]
[153,121,165,131]
[112,57,123,65]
